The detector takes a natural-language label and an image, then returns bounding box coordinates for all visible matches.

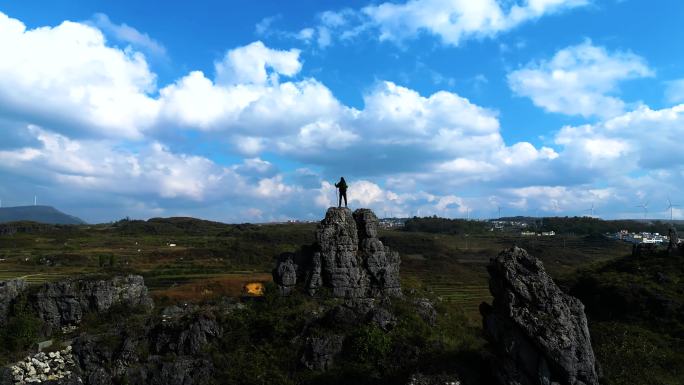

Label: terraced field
[0,269,78,284]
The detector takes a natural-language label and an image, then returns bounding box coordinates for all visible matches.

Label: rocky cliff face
[67,308,219,385]
[0,279,28,328]
[480,247,599,385]
[1,310,219,385]
[274,207,401,298]
[32,275,153,334]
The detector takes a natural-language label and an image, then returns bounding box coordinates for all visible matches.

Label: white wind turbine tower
[666,196,680,221]
[552,200,561,214]
[585,203,595,217]
[636,201,649,219]
[495,205,504,220]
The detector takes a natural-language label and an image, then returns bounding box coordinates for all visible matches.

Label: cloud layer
[1,10,683,223]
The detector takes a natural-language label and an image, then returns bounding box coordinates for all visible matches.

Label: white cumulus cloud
[0,12,159,139]
[508,41,654,118]
[215,41,301,85]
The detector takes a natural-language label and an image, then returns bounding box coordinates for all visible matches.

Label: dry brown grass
[150,273,272,302]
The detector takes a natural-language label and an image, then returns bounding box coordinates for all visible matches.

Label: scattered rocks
[32,275,153,333]
[274,207,401,298]
[0,278,28,328]
[480,246,599,385]
[5,346,77,384]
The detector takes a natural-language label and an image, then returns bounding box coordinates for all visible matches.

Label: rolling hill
[0,205,86,225]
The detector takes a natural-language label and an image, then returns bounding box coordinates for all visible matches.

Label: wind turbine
[666,197,680,221]
[636,201,649,219]
[495,205,503,220]
[552,200,561,214]
[585,203,595,217]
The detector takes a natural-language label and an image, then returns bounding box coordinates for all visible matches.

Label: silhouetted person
[335,177,348,208]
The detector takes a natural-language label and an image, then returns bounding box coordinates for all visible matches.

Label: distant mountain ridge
[0,205,86,225]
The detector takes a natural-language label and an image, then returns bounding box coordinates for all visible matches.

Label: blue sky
[1,0,684,223]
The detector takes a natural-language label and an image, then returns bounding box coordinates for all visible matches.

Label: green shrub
[2,311,41,351]
[347,325,392,363]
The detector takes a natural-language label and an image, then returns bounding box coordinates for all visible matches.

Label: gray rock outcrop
[323,298,396,331]
[32,275,153,333]
[0,278,28,328]
[273,252,299,295]
[274,207,401,298]
[300,334,345,371]
[63,307,219,385]
[480,247,599,385]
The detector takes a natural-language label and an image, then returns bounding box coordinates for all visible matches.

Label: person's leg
[343,192,347,207]
[338,192,342,208]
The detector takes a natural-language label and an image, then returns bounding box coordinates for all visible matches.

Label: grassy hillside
[562,252,684,385]
[0,206,85,225]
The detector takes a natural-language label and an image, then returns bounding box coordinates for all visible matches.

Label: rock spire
[274,207,401,298]
[480,247,599,385]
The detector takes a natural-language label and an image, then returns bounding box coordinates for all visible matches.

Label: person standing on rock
[335,177,348,208]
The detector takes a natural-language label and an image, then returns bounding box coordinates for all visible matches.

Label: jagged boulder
[354,209,401,297]
[309,207,364,297]
[0,278,28,328]
[32,275,153,333]
[273,207,401,298]
[300,334,345,371]
[150,312,221,356]
[480,247,598,385]
[272,252,299,295]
